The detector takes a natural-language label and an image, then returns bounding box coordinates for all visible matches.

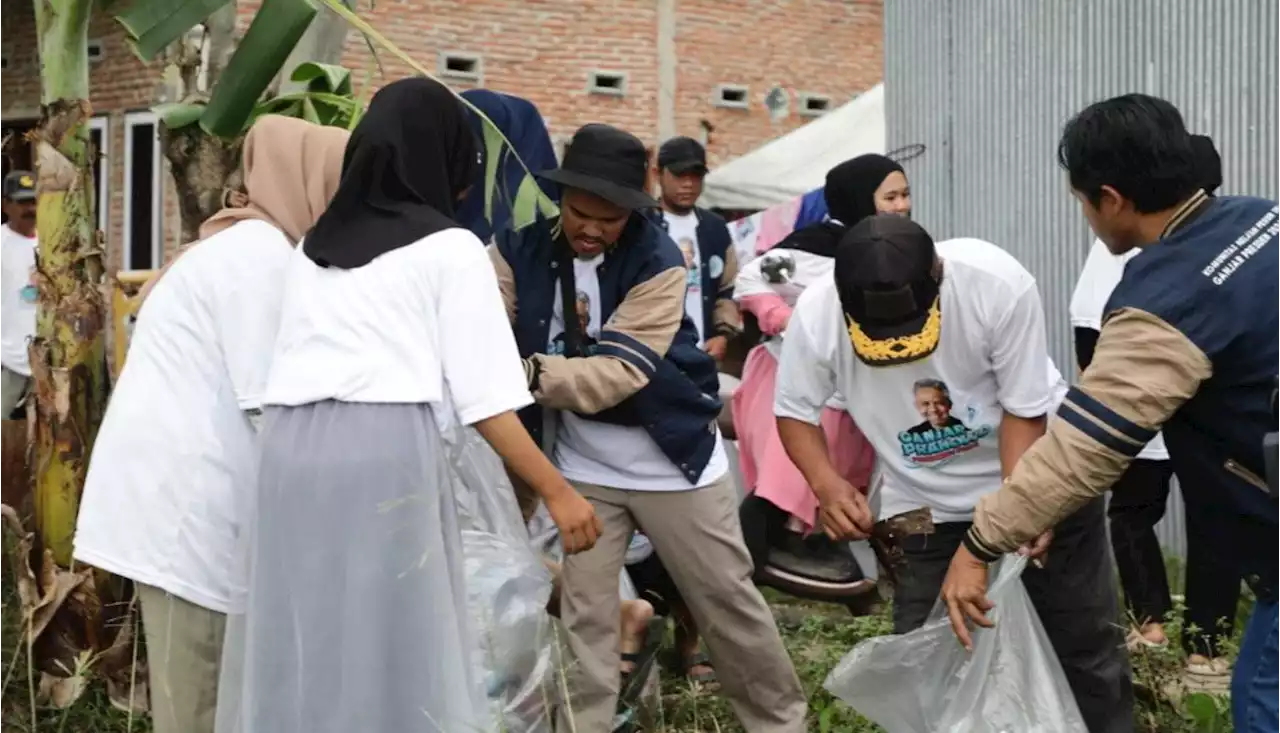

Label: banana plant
[11,0,141,716]
[118,0,324,137]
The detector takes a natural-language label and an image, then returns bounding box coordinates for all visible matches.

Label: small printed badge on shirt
[20,267,37,304]
[897,378,992,469]
[708,254,724,280]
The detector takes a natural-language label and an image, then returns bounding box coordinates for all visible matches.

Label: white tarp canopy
[701,84,885,211]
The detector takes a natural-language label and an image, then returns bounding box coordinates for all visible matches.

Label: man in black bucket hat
[490,123,807,733]
[775,214,1133,731]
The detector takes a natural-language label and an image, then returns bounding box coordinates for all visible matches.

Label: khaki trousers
[556,474,807,733]
[137,583,227,733]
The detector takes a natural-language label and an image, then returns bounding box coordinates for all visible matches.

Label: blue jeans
[1233,599,1279,732]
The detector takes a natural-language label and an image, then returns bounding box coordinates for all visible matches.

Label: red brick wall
[329,0,882,164]
[673,0,882,164]
[3,0,882,270]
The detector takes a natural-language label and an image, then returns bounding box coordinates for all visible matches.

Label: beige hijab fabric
[134,117,349,306]
[199,115,351,243]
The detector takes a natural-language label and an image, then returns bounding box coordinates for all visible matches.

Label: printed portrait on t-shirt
[549,288,598,357]
[677,237,701,291]
[898,378,993,468]
[574,290,591,337]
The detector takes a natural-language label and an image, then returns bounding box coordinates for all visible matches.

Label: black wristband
[963,527,1002,564]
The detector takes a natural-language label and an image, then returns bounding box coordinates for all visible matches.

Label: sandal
[1125,627,1169,652]
[620,651,642,679]
[683,651,718,686]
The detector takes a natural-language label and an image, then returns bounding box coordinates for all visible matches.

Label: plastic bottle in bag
[824,555,1087,733]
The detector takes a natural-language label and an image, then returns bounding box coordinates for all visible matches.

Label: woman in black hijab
[216,77,599,733]
[779,153,911,257]
[732,153,911,606]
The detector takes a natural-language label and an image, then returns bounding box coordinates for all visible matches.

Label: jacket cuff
[963,526,1003,563]
[524,356,544,393]
[713,321,742,339]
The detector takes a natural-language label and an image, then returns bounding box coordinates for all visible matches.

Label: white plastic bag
[824,555,1087,733]
[446,423,557,733]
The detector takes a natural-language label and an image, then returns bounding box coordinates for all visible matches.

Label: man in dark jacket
[649,136,742,362]
[489,123,805,733]
[942,93,1278,733]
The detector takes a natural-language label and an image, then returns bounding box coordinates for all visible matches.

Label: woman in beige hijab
[73,116,348,733]
[135,115,348,302]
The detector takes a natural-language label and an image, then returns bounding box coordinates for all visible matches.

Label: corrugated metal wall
[884,0,1278,556]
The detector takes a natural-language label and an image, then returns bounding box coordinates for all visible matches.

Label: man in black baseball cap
[776,213,1133,728]
[490,123,807,732]
[833,214,941,366]
[648,137,741,363]
[1,170,38,418]
[657,135,709,177]
[2,170,37,235]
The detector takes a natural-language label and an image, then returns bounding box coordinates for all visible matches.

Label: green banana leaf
[115,0,231,61]
[291,61,354,95]
[152,101,206,129]
[199,0,321,137]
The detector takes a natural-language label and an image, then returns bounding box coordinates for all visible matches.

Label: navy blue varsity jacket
[490,215,723,484]
[971,194,1279,598]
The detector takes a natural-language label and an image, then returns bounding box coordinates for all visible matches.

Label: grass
[649,591,891,732]
[0,563,1248,732]
[0,606,149,733]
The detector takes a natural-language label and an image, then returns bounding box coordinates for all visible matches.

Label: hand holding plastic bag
[824,556,1087,733]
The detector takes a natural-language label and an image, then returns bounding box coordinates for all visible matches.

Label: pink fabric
[739,294,793,336]
[732,345,875,531]
[754,195,804,255]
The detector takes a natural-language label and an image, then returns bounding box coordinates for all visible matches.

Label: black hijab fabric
[304,77,479,269]
[774,153,906,259]
[824,154,904,226]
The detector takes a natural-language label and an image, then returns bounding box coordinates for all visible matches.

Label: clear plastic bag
[824,555,1087,733]
[445,422,557,733]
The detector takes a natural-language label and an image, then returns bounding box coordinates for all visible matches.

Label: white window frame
[88,116,109,238]
[122,111,162,272]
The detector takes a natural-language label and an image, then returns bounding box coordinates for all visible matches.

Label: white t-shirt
[1068,239,1167,461]
[74,220,293,612]
[263,228,532,429]
[775,238,1056,523]
[664,210,705,345]
[1,224,37,375]
[549,253,728,491]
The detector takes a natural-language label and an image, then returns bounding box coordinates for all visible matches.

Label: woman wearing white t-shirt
[73,115,349,733]
[215,78,599,733]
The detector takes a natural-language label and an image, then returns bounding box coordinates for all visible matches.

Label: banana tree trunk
[15,0,145,713]
[31,0,105,568]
